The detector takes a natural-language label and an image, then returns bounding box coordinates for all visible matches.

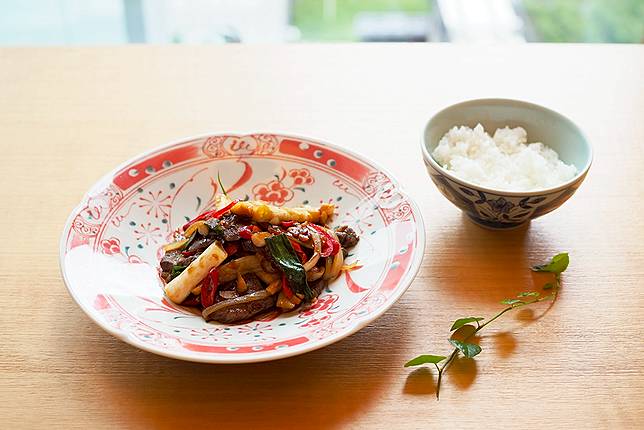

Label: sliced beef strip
[258,247,279,273]
[218,280,237,291]
[218,290,239,300]
[204,292,277,324]
[177,255,196,267]
[215,280,237,301]
[216,273,264,302]
[217,213,249,242]
[244,273,264,293]
[186,237,215,253]
[160,251,195,281]
[310,279,327,298]
[203,219,225,241]
[334,225,359,249]
[286,224,310,242]
[240,239,258,253]
[223,228,239,242]
[160,251,181,273]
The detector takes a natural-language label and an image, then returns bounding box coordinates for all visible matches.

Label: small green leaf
[532,252,569,274]
[449,339,482,358]
[451,324,476,340]
[265,234,313,300]
[450,317,484,331]
[517,291,540,298]
[404,354,447,367]
[500,298,524,306]
[543,283,554,290]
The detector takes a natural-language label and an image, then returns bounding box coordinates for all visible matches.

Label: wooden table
[1,45,643,429]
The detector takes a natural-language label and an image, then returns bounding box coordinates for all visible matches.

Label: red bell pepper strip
[238,226,253,240]
[281,273,293,299]
[200,268,219,308]
[281,220,296,228]
[310,224,340,257]
[182,200,238,232]
[289,239,308,263]
[238,224,260,240]
[224,242,239,256]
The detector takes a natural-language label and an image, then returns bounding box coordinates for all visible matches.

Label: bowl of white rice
[422,99,592,229]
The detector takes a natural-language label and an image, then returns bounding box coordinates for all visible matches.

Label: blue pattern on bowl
[426,163,585,229]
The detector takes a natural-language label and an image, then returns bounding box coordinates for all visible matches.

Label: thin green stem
[433,362,442,398]
[217,171,229,197]
[435,347,459,399]
[477,306,515,331]
[434,283,560,399]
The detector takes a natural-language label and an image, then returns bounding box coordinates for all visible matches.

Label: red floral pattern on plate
[101,238,121,255]
[133,222,162,246]
[251,168,316,206]
[300,294,339,318]
[252,180,294,205]
[289,168,315,186]
[138,190,171,218]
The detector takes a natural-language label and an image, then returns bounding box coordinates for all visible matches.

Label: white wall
[0,0,292,45]
[0,0,126,45]
[142,0,293,43]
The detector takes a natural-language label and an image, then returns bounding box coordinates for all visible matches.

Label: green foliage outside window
[292,0,644,43]
[523,0,644,43]
[292,0,430,41]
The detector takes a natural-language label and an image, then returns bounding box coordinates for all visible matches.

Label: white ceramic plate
[60,133,424,363]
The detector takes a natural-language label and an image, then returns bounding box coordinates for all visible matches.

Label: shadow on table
[402,213,557,397]
[403,354,481,398]
[75,301,411,429]
[427,213,556,308]
[403,328,518,397]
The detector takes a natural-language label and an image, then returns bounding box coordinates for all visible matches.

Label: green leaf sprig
[265,233,314,300]
[404,252,569,399]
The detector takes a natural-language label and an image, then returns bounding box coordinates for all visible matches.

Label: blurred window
[0,0,642,45]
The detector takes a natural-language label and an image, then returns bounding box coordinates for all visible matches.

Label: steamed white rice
[432,124,577,191]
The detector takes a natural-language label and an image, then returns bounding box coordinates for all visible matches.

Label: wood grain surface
[1,44,643,429]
